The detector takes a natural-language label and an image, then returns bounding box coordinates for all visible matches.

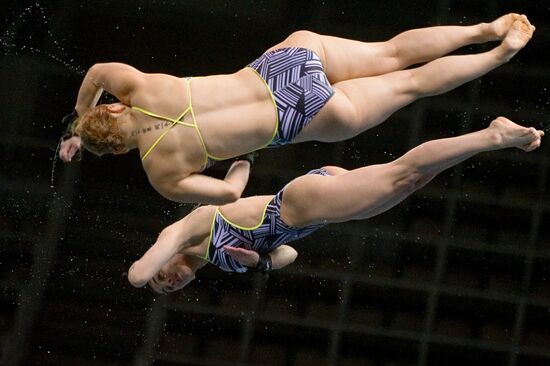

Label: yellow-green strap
[244,66,279,148]
[140,120,178,161]
[203,208,218,261]
[216,199,271,231]
[131,105,194,127]
[204,200,271,261]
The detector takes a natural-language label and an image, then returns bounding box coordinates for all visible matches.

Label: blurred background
[1,1,549,365]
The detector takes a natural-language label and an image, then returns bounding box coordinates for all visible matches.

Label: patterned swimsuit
[207,168,330,272]
[247,47,335,147]
[135,48,333,170]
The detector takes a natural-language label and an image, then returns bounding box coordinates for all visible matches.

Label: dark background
[1,1,549,365]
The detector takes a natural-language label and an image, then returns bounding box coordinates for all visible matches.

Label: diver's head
[73,103,130,156]
[148,253,196,294]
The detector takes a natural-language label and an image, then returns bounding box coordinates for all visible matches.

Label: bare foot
[499,17,535,60]
[489,116,544,151]
[488,13,521,40]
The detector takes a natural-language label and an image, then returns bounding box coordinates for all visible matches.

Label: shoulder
[184,205,218,239]
[188,205,218,219]
[89,62,143,76]
[161,205,216,249]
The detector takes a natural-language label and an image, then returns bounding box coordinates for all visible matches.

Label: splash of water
[1,2,85,76]
[50,139,61,189]
[1,3,87,190]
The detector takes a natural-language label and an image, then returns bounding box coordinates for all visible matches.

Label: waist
[188,70,278,157]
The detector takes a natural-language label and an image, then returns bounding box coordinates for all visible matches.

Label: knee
[391,162,426,194]
[407,68,429,97]
[382,40,400,63]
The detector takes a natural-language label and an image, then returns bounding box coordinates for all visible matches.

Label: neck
[117,114,139,150]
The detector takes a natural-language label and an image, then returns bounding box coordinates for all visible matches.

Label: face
[148,254,196,294]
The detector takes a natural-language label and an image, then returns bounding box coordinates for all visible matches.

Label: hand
[224,246,260,267]
[59,135,82,162]
[234,152,259,167]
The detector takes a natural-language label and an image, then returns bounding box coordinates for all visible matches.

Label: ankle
[485,123,505,149]
[476,22,498,43]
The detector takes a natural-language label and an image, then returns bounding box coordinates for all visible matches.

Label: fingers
[223,246,245,260]
[59,138,82,162]
[223,246,244,254]
[223,246,259,266]
[59,146,74,162]
[59,144,70,162]
[69,144,79,158]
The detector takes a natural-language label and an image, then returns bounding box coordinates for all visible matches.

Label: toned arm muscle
[128,217,197,287]
[164,160,251,205]
[75,62,143,115]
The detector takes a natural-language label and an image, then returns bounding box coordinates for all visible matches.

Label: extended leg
[296,18,535,143]
[270,14,526,82]
[282,117,543,226]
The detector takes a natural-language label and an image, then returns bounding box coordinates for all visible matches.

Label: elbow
[127,261,149,288]
[166,180,242,205]
[193,187,242,205]
[158,184,192,204]
[288,248,298,264]
[221,186,241,204]
[87,63,104,77]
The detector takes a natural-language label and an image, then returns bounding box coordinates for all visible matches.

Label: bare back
[130,68,277,186]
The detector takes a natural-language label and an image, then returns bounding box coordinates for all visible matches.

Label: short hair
[73,105,125,156]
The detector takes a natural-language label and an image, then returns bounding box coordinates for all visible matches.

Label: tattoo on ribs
[130,121,173,137]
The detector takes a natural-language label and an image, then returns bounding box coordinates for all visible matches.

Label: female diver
[123,117,544,293]
[60,14,535,205]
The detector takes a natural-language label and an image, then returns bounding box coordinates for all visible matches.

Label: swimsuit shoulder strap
[133,84,196,161]
[203,207,221,261]
[131,105,194,126]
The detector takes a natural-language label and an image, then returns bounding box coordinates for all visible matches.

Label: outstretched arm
[164,160,251,205]
[127,214,205,288]
[128,220,188,288]
[224,245,299,271]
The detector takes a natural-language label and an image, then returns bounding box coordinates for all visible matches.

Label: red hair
[73,105,125,156]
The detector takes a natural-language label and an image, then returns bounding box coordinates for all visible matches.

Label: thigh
[291,91,357,143]
[281,162,414,226]
[268,31,400,82]
[296,70,418,143]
